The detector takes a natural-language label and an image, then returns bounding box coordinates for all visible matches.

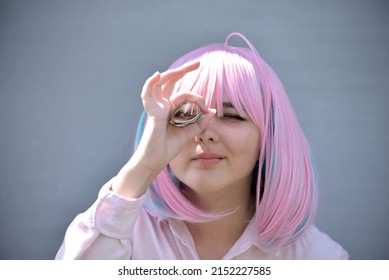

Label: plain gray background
[0,0,388,260]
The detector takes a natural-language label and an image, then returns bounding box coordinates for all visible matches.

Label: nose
[194,135,215,142]
[194,120,218,143]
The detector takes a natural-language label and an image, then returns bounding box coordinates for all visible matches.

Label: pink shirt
[55,179,349,260]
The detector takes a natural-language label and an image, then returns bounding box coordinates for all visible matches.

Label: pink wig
[135,32,318,252]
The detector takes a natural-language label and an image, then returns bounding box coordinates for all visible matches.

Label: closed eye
[221,101,247,121]
[222,113,246,121]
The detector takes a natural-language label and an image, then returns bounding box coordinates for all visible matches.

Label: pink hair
[137,32,318,252]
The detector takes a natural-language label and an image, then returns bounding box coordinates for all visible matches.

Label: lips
[192,153,225,167]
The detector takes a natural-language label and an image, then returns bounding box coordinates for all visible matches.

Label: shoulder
[279,225,349,260]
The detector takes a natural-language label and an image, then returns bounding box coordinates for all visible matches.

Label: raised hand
[113,61,216,198]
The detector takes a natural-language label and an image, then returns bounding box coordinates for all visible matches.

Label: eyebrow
[222,102,235,108]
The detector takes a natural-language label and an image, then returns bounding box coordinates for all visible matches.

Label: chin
[181,178,227,194]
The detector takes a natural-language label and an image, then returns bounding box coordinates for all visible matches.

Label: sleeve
[55,178,147,260]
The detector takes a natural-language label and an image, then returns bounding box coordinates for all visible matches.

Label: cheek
[169,154,184,172]
[247,130,261,154]
[168,158,183,184]
[227,127,260,158]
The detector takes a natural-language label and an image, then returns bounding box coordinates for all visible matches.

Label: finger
[141,71,161,101]
[156,61,200,87]
[161,62,198,99]
[151,84,164,104]
[160,61,200,100]
[161,79,178,100]
[170,92,210,113]
[196,108,217,131]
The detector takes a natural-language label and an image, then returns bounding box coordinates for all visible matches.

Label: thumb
[196,108,217,131]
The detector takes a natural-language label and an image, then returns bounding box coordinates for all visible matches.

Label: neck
[181,177,254,212]
[185,198,255,259]
[182,183,255,259]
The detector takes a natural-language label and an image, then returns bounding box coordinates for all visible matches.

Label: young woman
[56,32,348,260]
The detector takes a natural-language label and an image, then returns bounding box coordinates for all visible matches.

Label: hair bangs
[218,49,264,130]
[170,46,264,132]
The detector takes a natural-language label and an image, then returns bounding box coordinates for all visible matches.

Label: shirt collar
[222,217,281,259]
[158,216,281,259]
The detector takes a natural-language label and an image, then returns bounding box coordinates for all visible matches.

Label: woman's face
[169,95,260,199]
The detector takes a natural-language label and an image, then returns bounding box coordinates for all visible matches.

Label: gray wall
[1,0,388,260]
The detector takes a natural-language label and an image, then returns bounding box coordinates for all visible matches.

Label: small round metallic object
[170,101,203,127]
